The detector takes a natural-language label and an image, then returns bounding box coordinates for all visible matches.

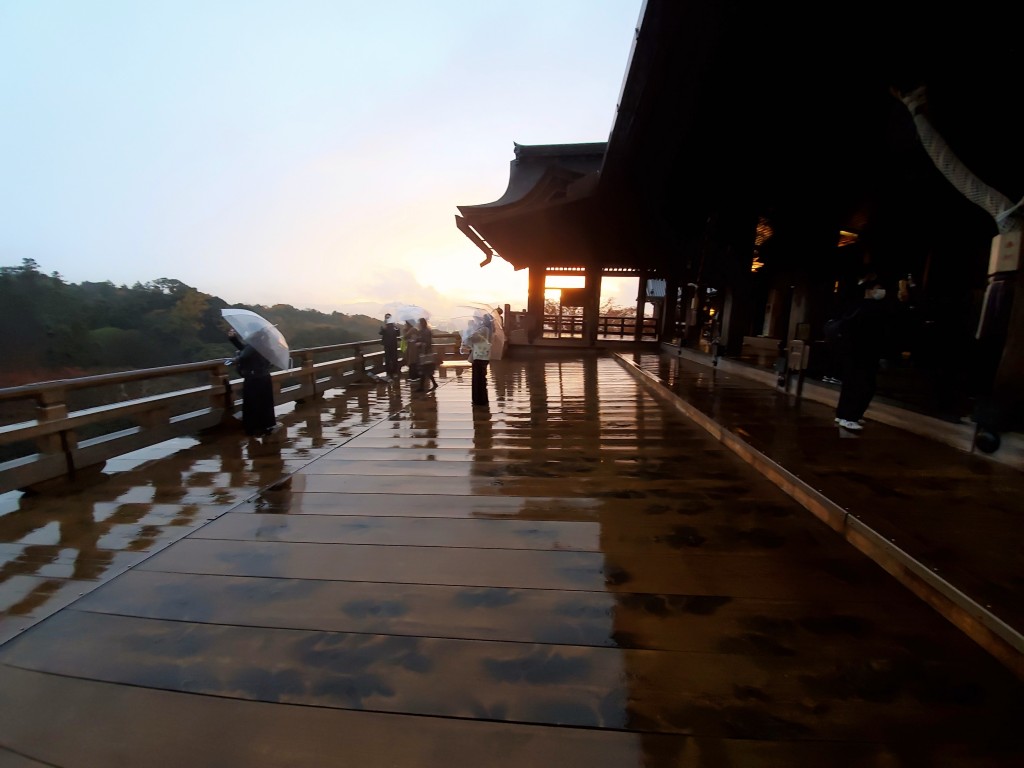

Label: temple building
[456,0,1024,454]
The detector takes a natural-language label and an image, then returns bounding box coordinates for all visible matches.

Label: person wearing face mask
[832,276,892,432]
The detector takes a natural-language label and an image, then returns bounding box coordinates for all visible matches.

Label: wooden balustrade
[0,337,462,494]
[541,314,658,340]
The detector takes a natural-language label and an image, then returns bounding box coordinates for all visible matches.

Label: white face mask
[869,288,886,300]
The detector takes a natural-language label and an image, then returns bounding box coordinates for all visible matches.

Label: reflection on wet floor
[0,384,400,640]
[2,357,1024,766]
[627,351,1024,637]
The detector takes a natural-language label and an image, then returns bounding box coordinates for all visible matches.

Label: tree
[1,259,388,378]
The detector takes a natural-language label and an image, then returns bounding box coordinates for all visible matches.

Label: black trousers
[836,357,878,421]
[416,363,437,390]
[471,359,490,405]
[383,347,399,376]
[241,373,276,436]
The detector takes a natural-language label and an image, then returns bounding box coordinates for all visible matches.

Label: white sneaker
[838,419,863,431]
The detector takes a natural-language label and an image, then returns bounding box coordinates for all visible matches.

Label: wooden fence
[0,335,459,495]
[541,314,658,340]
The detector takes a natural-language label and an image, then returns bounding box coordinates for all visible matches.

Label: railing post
[348,345,375,386]
[34,388,75,475]
[138,405,171,431]
[270,372,283,403]
[211,367,234,421]
[296,351,317,402]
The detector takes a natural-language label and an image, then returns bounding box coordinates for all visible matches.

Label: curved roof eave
[457,142,607,214]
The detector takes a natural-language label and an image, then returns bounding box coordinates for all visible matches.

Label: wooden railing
[541,314,658,340]
[0,336,459,495]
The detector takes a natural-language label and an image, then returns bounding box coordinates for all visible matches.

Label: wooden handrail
[0,338,382,402]
[0,338,395,494]
[0,336,462,494]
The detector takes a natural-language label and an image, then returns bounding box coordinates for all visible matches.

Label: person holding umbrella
[227,328,276,437]
[222,308,287,438]
[461,314,492,407]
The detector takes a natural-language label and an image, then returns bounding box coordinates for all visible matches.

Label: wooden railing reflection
[0,337,456,495]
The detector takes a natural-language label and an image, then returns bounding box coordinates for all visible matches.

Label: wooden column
[717,211,759,357]
[660,274,680,344]
[527,267,546,343]
[634,270,648,342]
[583,266,602,346]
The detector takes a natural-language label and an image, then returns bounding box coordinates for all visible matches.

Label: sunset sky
[0,1,644,323]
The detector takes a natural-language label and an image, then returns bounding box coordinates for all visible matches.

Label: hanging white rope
[897,86,1024,233]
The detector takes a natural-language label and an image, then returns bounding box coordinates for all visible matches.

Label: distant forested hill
[0,259,381,386]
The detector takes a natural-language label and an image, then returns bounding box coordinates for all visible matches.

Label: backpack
[471,338,492,361]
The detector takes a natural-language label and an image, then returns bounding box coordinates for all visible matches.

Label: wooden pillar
[527,267,546,343]
[34,389,72,456]
[211,367,234,421]
[294,351,317,403]
[660,274,680,344]
[348,344,375,386]
[634,270,648,342]
[33,388,75,479]
[786,216,843,353]
[678,233,705,347]
[583,266,602,346]
[717,212,759,357]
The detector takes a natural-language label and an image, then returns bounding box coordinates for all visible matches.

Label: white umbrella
[391,304,431,325]
[454,307,490,343]
[221,308,290,370]
[456,303,505,359]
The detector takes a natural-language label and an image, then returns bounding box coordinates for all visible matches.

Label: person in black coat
[379,313,400,380]
[228,329,276,437]
[415,317,438,392]
[833,278,892,431]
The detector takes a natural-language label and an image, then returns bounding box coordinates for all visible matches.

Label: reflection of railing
[0,338,453,495]
[541,314,658,340]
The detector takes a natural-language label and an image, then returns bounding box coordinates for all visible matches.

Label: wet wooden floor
[2,356,1023,767]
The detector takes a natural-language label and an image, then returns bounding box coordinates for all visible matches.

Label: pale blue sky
[0,1,643,320]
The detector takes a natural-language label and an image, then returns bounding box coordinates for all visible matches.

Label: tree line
[0,259,382,386]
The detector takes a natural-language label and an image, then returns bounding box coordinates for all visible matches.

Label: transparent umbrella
[461,301,496,313]
[457,303,505,359]
[454,307,491,342]
[391,304,431,325]
[220,309,291,370]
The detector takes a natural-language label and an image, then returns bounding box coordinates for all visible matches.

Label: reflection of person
[415,318,438,392]
[386,372,403,414]
[832,278,892,432]
[379,313,400,380]
[462,323,492,406]
[228,328,276,437]
[471,391,493,460]
[248,431,286,488]
[409,383,438,446]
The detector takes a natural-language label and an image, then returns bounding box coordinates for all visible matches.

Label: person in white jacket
[462,323,491,406]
